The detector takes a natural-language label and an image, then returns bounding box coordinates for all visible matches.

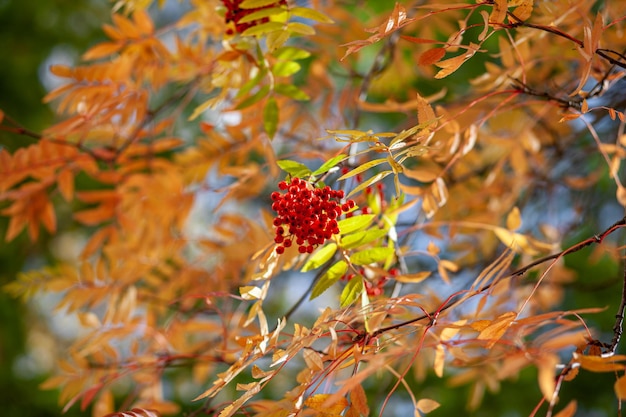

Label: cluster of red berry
[271,177,355,255]
[222,0,288,35]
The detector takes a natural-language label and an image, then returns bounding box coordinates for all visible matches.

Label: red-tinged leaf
[400,35,440,44]
[0,109,4,124]
[418,48,446,65]
[80,384,102,411]
[82,42,123,60]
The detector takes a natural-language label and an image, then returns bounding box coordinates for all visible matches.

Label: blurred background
[0,1,105,415]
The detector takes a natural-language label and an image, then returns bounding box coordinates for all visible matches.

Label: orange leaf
[418,48,446,66]
[553,400,577,417]
[477,311,516,347]
[82,42,123,61]
[615,375,626,400]
[349,384,369,416]
[133,9,154,35]
[57,169,75,202]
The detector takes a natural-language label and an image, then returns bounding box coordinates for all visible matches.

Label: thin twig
[368,216,626,341]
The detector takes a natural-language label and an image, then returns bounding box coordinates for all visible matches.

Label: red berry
[276,246,285,254]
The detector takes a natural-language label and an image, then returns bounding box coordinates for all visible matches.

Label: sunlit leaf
[337,214,375,235]
[349,247,394,266]
[301,243,337,272]
[312,154,347,176]
[310,260,348,299]
[276,160,311,177]
[340,275,363,307]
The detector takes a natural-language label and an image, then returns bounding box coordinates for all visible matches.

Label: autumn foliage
[2,0,626,416]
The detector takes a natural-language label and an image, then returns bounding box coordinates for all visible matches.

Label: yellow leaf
[416,93,436,127]
[537,354,558,400]
[489,0,508,24]
[304,394,349,415]
[416,398,440,413]
[477,311,516,347]
[506,206,522,230]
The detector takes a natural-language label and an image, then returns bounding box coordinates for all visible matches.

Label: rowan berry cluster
[222,0,288,35]
[271,177,355,255]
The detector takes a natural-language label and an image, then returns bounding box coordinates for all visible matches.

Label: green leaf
[237,7,287,23]
[272,61,301,77]
[290,7,334,23]
[286,22,316,36]
[235,68,267,99]
[310,260,347,300]
[263,97,279,138]
[274,83,310,101]
[312,154,347,176]
[347,170,392,198]
[350,247,394,266]
[336,214,375,235]
[340,229,387,250]
[266,30,290,52]
[301,243,337,272]
[277,160,312,177]
[273,46,311,60]
[340,275,363,307]
[240,0,281,9]
[338,158,388,180]
[241,21,284,36]
[236,85,270,109]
